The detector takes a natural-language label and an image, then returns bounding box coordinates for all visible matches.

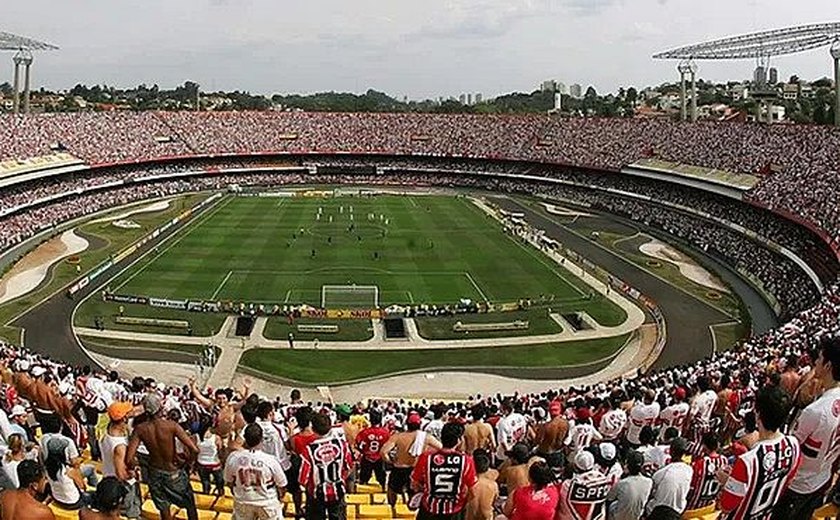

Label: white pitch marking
[464,272,490,302]
[210,270,233,300]
[284,289,292,303]
[406,291,415,303]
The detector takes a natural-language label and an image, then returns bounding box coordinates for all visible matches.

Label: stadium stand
[0,113,840,518]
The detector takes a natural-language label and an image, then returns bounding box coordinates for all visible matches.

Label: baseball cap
[108,402,133,421]
[335,404,352,418]
[673,387,687,400]
[548,401,562,417]
[574,451,595,472]
[142,393,162,415]
[30,366,47,378]
[599,442,617,462]
[407,411,422,426]
[507,443,530,463]
[9,405,26,418]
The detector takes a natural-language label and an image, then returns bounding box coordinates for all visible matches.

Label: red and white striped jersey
[686,452,727,510]
[411,448,477,515]
[565,423,602,453]
[720,435,801,520]
[557,469,613,520]
[298,435,353,503]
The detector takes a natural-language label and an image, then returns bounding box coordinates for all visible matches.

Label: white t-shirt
[646,462,693,514]
[789,386,840,493]
[424,419,445,441]
[565,423,602,452]
[256,419,291,471]
[48,465,81,506]
[3,459,20,489]
[690,391,717,425]
[599,409,627,440]
[496,413,528,459]
[198,433,221,467]
[224,449,288,507]
[626,402,661,445]
[658,403,690,436]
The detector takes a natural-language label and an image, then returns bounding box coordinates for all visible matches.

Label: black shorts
[388,466,413,494]
[285,455,302,494]
[359,458,386,487]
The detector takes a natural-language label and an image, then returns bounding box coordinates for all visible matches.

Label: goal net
[321,285,379,309]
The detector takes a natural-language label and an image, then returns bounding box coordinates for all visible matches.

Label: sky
[3,0,839,99]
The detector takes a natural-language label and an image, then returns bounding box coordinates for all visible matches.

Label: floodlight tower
[12,51,22,113]
[20,50,33,114]
[677,60,692,121]
[688,60,698,122]
[832,40,840,127]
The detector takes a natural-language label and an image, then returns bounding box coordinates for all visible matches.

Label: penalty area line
[210,270,233,300]
[464,272,490,303]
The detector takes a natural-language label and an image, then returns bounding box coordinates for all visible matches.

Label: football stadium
[0,12,839,520]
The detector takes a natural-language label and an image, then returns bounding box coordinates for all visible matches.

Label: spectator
[298,412,353,520]
[502,461,559,519]
[99,401,141,519]
[719,386,801,520]
[607,451,652,520]
[80,476,128,520]
[556,451,612,520]
[224,423,288,520]
[412,422,477,520]
[645,437,693,520]
[773,337,840,520]
[0,459,54,520]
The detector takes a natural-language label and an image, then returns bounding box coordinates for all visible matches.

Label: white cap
[9,405,26,418]
[574,451,595,472]
[599,442,617,462]
[30,366,47,378]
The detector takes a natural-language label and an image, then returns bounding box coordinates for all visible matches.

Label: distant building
[467,93,472,105]
[782,83,799,100]
[753,66,767,87]
[459,93,466,105]
[556,82,568,95]
[541,80,557,92]
[554,93,562,111]
[475,93,483,104]
[769,67,779,85]
[569,84,583,99]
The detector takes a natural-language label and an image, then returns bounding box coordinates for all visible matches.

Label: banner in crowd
[326,309,382,319]
[149,297,188,310]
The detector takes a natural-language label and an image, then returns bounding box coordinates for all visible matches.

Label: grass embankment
[240,334,630,384]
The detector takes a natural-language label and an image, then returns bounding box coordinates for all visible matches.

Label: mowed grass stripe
[118,196,599,307]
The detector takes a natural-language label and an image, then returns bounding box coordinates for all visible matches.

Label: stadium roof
[653,22,840,60]
[0,31,58,51]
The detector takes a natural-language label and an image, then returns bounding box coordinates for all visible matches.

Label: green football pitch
[112,194,597,307]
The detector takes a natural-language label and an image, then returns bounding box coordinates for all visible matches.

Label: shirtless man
[534,401,569,457]
[498,443,533,495]
[466,450,498,520]
[0,460,54,520]
[126,393,199,520]
[464,405,496,455]
[380,411,442,509]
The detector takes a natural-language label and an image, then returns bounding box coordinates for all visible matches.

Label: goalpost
[321,285,380,309]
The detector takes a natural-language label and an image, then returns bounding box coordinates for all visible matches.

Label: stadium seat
[346,493,370,505]
[175,508,219,520]
[813,503,839,520]
[48,504,79,520]
[394,503,414,518]
[142,500,161,520]
[683,504,716,520]
[358,504,393,518]
[356,483,382,494]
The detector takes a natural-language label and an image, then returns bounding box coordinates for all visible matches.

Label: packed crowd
[0,276,837,520]
[4,113,840,245]
[0,165,825,321]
